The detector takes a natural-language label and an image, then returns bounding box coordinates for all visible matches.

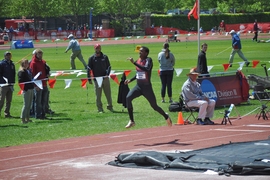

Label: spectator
[158,43,175,103]
[44,61,54,115]
[72,24,75,31]
[181,68,216,125]
[64,34,87,69]
[211,26,216,33]
[18,59,34,124]
[29,49,49,120]
[228,30,250,67]
[29,50,54,117]
[218,20,225,34]
[174,30,178,41]
[124,46,172,128]
[87,44,113,113]
[9,26,14,41]
[0,51,16,118]
[66,23,70,31]
[252,19,258,42]
[199,27,203,33]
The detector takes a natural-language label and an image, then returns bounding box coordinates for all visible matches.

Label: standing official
[228,30,250,67]
[197,43,209,77]
[87,44,113,113]
[0,51,15,118]
[252,19,258,42]
[65,34,87,69]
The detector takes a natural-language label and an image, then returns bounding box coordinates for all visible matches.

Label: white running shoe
[125,120,135,128]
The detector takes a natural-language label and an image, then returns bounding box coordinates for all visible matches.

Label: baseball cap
[94,44,101,49]
[229,30,236,34]
[68,34,74,38]
[4,51,11,56]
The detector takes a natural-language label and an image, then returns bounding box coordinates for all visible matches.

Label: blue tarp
[108,139,270,176]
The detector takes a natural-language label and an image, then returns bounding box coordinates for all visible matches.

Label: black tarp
[108,139,270,176]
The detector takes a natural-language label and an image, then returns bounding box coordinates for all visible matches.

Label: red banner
[145,22,270,35]
[197,74,249,107]
[226,23,270,33]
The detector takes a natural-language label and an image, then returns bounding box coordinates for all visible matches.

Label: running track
[0,115,270,179]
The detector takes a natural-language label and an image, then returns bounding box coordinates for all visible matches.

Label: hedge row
[151,13,270,31]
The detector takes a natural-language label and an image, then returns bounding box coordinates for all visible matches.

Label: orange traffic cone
[176,112,184,125]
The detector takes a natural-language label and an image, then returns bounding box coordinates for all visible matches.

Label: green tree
[216,0,270,13]
[5,0,65,30]
[98,0,142,36]
[62,0,97,27]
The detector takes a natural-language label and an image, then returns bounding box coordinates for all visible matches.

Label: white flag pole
[197,0,200,55]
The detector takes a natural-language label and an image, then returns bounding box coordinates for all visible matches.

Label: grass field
[0,35,270,147]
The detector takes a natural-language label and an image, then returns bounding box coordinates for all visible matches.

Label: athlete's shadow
[135,139,192,147]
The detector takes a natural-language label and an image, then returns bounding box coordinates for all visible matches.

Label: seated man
[181,68,216,125]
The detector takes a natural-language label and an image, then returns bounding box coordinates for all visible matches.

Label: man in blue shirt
[65,34,87,69]
[228,30,250,67]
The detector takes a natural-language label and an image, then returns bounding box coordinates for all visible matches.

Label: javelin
[16,52,32,64]
[215,46,231,56]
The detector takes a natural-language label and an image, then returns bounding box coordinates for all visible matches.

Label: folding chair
[254,85,270,120]
[180,94,198,124]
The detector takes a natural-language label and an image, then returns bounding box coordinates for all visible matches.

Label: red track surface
[0,33,234,50]
[1,34,270,179]
[0,115,270,179]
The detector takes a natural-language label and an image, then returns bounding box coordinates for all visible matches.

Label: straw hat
[186,67,199,76]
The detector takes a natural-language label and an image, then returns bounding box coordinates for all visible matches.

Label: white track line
[246,124,270,128]
[214,129,264,132]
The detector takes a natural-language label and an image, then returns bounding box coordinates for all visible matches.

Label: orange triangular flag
[81,78,88,88]
[52,39,55,42]
[108,38,111,40]
[18,83,24,95]
[36,40,40,42]
[252,60,260,68]
[223,64,230,71]
[79,39,82,42]
[157,35,160,39]
[64,38,68,41]
[110,74,119,85]
[48,79,56,88]
[158,69,160,76]
[18,89,23,95]
[124,70,131,77]
[143,36,146,39]
[19,83,25,90]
